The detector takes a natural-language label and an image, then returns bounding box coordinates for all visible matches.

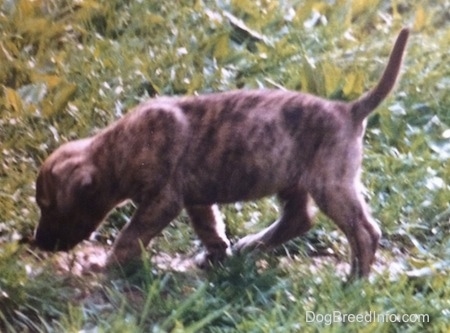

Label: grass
[1,0,450,331]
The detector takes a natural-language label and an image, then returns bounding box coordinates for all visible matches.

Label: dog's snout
[34,227,73,252]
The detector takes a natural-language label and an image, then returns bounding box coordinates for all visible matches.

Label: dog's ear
[67,165,98,203]
[36,166,54,209]
[51,158,97,212]
[73,165,97,196]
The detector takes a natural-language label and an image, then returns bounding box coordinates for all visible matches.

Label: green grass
[1,0,450,331]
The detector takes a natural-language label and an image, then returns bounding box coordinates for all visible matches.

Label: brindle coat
[34,28,409,278]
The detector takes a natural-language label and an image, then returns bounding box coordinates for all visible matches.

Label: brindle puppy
[34,28,409,278]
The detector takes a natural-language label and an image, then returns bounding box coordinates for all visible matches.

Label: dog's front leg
[107,191,183,268]
[186,204,231,267]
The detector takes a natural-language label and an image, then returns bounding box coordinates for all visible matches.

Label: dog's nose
[34,228,72,252]
[19,235,34,245]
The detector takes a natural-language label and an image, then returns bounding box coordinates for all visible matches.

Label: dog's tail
[350,28,409,123]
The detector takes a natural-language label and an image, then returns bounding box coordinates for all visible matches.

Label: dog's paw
[194,248,232,269]
[87,262,107,274]
[233,234,265,254]
[194,252,213,269]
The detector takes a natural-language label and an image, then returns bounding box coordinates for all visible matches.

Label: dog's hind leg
[309,183,381,278]
[233,186,314,252]
[186,204,231,267]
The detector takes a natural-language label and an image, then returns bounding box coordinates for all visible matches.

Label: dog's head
[34,140,109,251]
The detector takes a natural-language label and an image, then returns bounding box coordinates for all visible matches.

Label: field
[0,0,449,331]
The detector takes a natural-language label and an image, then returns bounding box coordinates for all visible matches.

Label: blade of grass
[159,283,208,331]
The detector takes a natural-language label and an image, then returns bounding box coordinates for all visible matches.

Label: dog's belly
[182,157,301,205]
[183,180,289,205]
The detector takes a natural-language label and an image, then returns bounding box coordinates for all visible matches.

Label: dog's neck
[88,123,149,205]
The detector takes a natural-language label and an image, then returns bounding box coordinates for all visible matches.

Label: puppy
[34,28,409,278]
